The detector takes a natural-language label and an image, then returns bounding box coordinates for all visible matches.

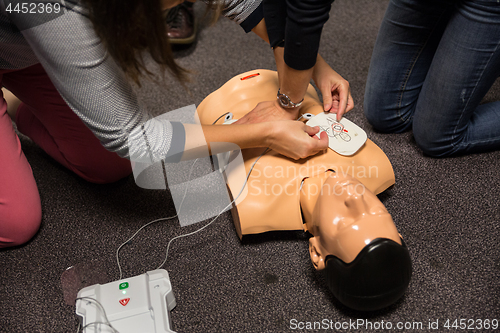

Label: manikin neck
[299,172,332,232]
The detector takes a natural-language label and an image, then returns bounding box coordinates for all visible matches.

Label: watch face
[279,95,290,107]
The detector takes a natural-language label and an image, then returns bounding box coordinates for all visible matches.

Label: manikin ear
[309,237,326,270]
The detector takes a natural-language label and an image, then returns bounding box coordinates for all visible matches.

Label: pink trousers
[1,64,132,248]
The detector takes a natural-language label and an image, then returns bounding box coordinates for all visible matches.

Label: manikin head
[306,172,412,311]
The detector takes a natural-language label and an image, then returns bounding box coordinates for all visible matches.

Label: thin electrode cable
[116,158,199,280]
[156,147,269,269]
[75,297,119,333]
[212,112,231,124]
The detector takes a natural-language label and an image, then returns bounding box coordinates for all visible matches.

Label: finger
[330,98,339,117]
[319,130,328,141]
[311,131,329,152]
[318,131,329,148]
[304,125,321,136]
[322,85,333,112]
[301,131,328,158]
[336,85,350,121]
[311,128,328,142]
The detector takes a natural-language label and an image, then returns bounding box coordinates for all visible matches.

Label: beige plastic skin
[197,69,401,266]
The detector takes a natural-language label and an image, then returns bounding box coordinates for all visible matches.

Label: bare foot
[2,88,22,121]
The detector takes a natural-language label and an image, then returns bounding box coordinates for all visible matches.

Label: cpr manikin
[196,70,412,311]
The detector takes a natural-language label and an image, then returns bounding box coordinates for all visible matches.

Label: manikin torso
[197,70,400,262]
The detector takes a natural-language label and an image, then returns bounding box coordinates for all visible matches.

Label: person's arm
[263,0,330,102]
[181,121,328,161]
[252,19,353,120]
[272,46,314,109]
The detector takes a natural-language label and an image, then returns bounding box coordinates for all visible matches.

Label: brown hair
[82,0,191,85]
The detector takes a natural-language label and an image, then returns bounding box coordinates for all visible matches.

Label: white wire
[75,297,119,333]
[212,112,231,124]
[155,149,269,269]
[116,215,177,280]
[156,147,269,269]
[297,113,317,123]
[116,158,198,280]
[81,322,119,333]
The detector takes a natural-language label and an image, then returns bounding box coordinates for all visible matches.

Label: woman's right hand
[265,120,329,160]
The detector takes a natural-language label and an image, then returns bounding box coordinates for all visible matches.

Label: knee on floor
[364,103,413,134]
[413,124,458,158]
[0,203,42,248]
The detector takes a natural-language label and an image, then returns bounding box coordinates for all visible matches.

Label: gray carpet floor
[1,1,500,332]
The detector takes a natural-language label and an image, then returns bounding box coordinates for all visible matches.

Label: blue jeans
[364,0,500,157]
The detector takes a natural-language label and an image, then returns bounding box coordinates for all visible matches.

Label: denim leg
[413,1,500,156]
[364,0,454,133]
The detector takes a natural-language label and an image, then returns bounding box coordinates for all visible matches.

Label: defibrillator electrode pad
[306,112,367,156]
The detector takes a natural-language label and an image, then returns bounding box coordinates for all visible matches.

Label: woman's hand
[313,56,354,121]
[235,103,328,159]
[266,120,328,160]
[235,100,298,124]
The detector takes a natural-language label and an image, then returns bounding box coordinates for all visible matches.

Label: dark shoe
[165,2,197,45]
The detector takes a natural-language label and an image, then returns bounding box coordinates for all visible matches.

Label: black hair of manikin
[323,238,412,311]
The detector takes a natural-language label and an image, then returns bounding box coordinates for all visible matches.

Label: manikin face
[308,172,400,269]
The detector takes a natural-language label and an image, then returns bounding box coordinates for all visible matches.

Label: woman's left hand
[235,100,299,124]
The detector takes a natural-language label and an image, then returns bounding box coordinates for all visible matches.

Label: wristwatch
[277,89,303,109]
